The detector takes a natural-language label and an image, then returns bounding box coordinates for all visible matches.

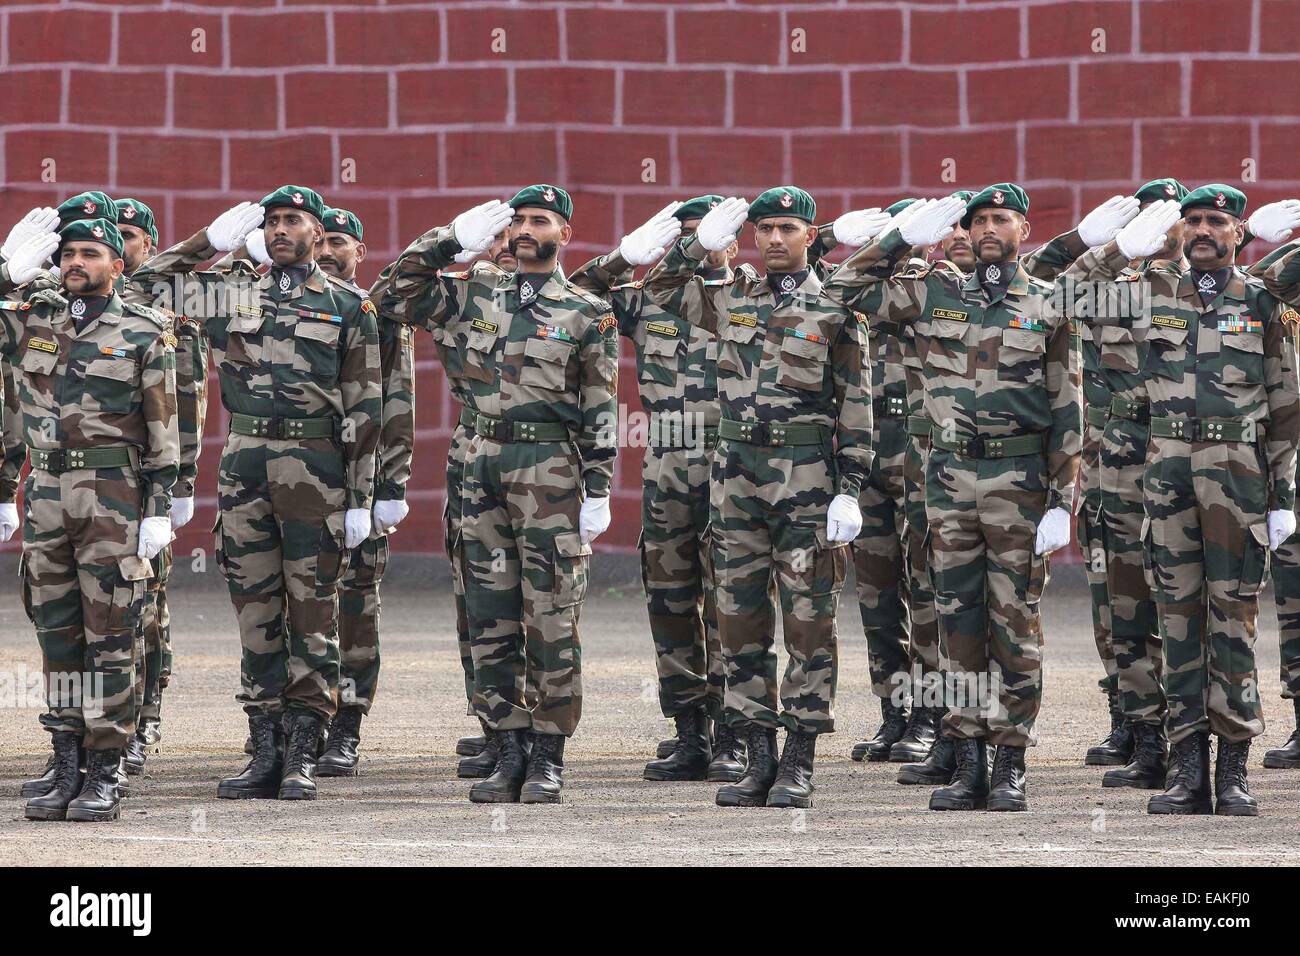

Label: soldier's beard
[64,269,111,295]
[509,237,558,263]
[272,238,312,264]
[977,238,1015,262]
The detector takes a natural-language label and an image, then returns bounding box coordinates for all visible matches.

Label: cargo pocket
[211,514,228,578]
[17,553,35,624]
[791,527,850,597]
[1026,550,1049,605]
[1139,515,1156,591]
[552,530,591,609]
[776,331,829,391]
[520,334,572,391]
[315,511,349,587]
[1239,521,1271,598]
[107,556,152,632]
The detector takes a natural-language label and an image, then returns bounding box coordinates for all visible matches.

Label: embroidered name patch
[1152,315,1188,330]
[471,319,498,334]
[931,308,968,322]
[728,313,757,327]
[646,322,678,337]
[27,338,57,353]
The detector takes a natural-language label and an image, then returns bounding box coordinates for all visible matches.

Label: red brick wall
[1,0,1291,554]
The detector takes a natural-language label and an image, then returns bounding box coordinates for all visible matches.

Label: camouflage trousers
[462,436,588,737]
[1269,523,1300,701]
[929,451,1050,747]
[640,445,725,719]
[902,431,940,695]
[710,438,848,734]
[214,434,350,721]
[337,533,390,714]
[135,544,174,725]
[22,465,151,751]
[444,421,476,713]
[1078,420,1117,693]
[1099,417,1162,722]
[1144,439,1269,744]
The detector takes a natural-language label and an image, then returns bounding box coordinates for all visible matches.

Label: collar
[63,292,122,332]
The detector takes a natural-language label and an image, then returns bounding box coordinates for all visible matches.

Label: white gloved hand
[452,248,478,264]
[899,195,966,247]
[2,207,58,260]
[1268,509,1296,551]
[1077,195,1141,248]
[1034,507,1072,556]
[619,202,683,266]
[695,197,750,252]
[170,497,194,531]
[5,232,60,285]
[1116,199,1182,260]
[0,502,18,542]
[826,493,863,544]
[372,498,410,535]
[579,495,611,545]
[452,200,513,254]
[345,508,371,550]
[207,201,265,253]
[137,515,172,560]
[1248,199,1300,244]
[244,227,272,266]
[832,207,891,247]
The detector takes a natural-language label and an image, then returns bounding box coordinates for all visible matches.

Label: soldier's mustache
[509,237,557,259]
[1185,237,1227,256]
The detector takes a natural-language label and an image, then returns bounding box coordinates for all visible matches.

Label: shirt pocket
[1219,332,1264,387]
[225,314,265,366]
[777,331,830,391]
[294,319,342,382]
[998,327,1047,385]
[83,355,139,414]
[639,332,681,387]
[717,320,760,377]
[1143,324,1188,381]
[924,318,971,374]
[1098,324,1141,375]
[520,334,572,391]
[461,327,498,383]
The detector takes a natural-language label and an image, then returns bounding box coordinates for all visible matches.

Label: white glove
[899,195,965,247]
[170,497,194,531]
[207,201,265,253]
[619,202,682,266]
[452,200,513,254]
[826,494,863,544]
[244,227,272,266]
[1248,200,1300,244]
[5,232,60,285]
[1268,509,1296,551]
[344,508,371,550]
[1034,507,1072,556]
[137,516,172,560]
[452,248,478,264]
[579,495,611,545]
[832,207,891,247]
[1116,200,1182,260]
[0,502,18,542]
[1077,195,1141,248]
[372,498,410,535]
[695,197,750,252]
[2,207,58,260]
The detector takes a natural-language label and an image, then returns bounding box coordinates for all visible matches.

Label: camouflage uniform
[0,361,25,515]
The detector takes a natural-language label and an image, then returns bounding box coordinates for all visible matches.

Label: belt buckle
[962,435,985,458]
[39,449,64,472]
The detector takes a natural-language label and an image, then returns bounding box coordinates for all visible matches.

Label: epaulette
[28,288,67,309]
[324,273,366,298]
[734,263,761,285]
[565,281,614,313]
[613,279,645,291]
[896,264,934,279]
[123,301,169,330]
[1026,274,1054,292]
[469,260,506,278]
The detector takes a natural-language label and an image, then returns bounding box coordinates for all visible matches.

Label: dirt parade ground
[0,559,1297,868]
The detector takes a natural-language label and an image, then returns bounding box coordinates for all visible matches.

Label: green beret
[57,191,117,229]
[260,185,326,222]
[949,190,975,203]
[748,186,816,224]
[675,195,724,222]
[1134,178,1188,205]
[961,183,1029,228]
[57,218,124,260]
[115,198,158,244]
[322,206,364,242]
[886,198,919,217]
[1181,183,1247,219]
[509,184,572,221]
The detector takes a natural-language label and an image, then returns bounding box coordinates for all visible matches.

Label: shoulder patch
[598,314,617,335]
[123,301,168,329]
[361,300,377,315]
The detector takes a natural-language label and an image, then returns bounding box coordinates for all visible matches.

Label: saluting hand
[619,202,683,266]
[1077,195,1141,248]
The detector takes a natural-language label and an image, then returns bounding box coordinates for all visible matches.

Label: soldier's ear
[354,241,367,264]
[1019,217,1031,243]
[803,224,816,247]
[559,222,573,247]
[110,257,125,281]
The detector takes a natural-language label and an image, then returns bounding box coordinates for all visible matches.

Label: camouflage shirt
[0,360,25,505]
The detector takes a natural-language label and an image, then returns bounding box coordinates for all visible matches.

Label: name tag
[728,313,757,328]
[471,319,498,334]
[234,305,261,318]
[931,308,968,322]
[27,338,58,353]
[646,322,678,337]
[1152,314,1188,330]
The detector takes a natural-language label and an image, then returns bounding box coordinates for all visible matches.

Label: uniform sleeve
[1043,299,1083,509]
[0,359,25,505]
[643,235,723,335]
[1058,241,1142,329]
[128,229,236,334]
[341,301,383,511]
[376,317,416,503]
[808,223,840,281]
[1021,229,1088,282]
[1264,305,1300,512]
[371,225,463,330]
[140,331,180,519]
[570,248,635,295]
[1246,239,1300,278]
[821,229,927,329]
[577,310,620,496]
[831,310,875,498]
[1258,243,1300,306]
[173,319,209,499]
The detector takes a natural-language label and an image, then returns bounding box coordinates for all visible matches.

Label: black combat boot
[138,715,162,747]
[716,726,778,807]
[707,721,748,782]
[24,732,84,820]
[117,756,132,798]
[456,732,486,758]
[316,707,363,777]
[520,732,566,804]
[469,729,529,803]
[1213,738,1259,817]
[1085,688,1133,766]
[851,698,909,761]
[278,712,326,800]
[458,720,501,778]
[66,748,124,822]
[123,732,147,776]
[766,730,817,808]
[889,705,942,762]
[21,737,85,799]
[929,738,989,810]
[655,738,677,759]
[1147,731,1212,815]
[897,731,956,785]
[218,713,284,799]
[986,744,1028,812]
[644,707,712,781]
[1262,698,1300,769]
[1103,721,1167,789]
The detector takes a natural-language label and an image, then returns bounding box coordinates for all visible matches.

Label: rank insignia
[27,338,58,353]
[1152,314,1188,330]
[931,308,968,322]
[646,322,678,337]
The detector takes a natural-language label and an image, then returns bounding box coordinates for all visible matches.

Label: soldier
[824,187,1082,812]
[644,188,874,808]
[1,219,177,822]
[571,198,747,782]
[130,186,381,801]
[311,206,415,776]
[376,185,618,804]
[1067,188,1300,815]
